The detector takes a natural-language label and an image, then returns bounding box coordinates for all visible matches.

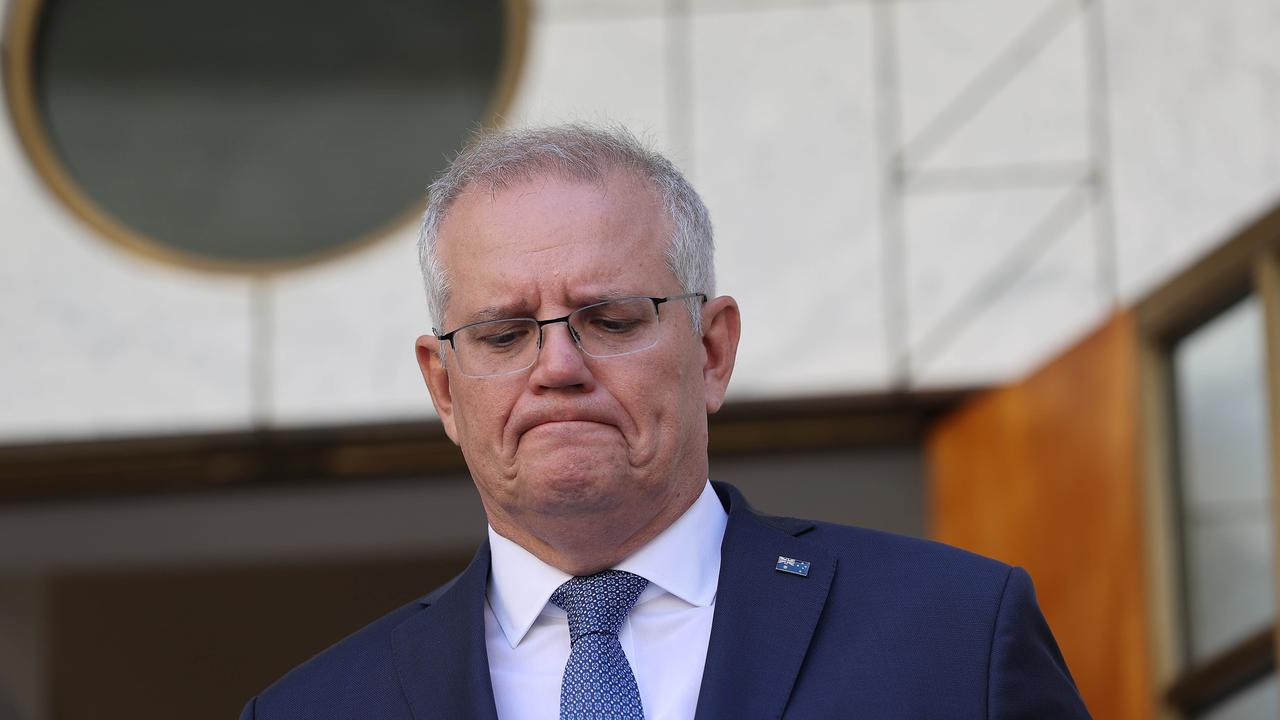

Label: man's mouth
[513,410,621,447]
[523,419,614,436]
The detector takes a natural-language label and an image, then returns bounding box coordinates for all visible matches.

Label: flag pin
[775,556,810,577]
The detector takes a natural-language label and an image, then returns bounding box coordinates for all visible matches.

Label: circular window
[4,0,526,271]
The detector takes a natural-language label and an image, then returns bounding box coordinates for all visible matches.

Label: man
[242,124,1091,719]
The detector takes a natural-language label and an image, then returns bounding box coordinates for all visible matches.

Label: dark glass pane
[33,0,507,264]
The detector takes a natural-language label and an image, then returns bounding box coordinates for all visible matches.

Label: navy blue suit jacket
[242,482,1091,719]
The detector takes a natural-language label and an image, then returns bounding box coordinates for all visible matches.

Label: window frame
[0,0,530,274]
[1137,204,1280,718]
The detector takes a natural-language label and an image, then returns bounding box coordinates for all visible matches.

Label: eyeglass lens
[450,297,662,377]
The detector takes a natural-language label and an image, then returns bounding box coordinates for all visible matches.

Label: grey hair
[417,123,715,333]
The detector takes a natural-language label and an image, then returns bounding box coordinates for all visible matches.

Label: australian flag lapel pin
[775,556,811,577]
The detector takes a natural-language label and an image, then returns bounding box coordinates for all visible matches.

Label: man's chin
[515,461,632,515]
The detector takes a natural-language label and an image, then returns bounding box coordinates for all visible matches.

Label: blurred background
[1,0,1278,717]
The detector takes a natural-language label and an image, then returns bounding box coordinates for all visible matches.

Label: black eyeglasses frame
[432,292,708,350]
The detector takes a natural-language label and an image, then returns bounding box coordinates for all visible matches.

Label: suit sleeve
[987,566,1093,720]
[240,696,257,720]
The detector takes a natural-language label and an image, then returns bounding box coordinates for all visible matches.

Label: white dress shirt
[484,481,728,720]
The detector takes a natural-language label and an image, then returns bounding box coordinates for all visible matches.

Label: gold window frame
[1,0,529,274]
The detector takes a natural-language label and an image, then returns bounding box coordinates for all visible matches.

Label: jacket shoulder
[805,519,1012,580]
[783,519,1090,718]
[803,518,1019,617]
[249,598,425,718]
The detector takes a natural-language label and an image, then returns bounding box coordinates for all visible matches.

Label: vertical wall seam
[666,0,694,174]
[1084,0,1120,307]
[872,0,911,388]
[249,275,273,429]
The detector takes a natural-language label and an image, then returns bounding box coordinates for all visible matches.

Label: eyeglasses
[434,293,707,378]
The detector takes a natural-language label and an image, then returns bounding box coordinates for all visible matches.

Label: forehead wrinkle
[566,288,633,306]
[512,239,592,257]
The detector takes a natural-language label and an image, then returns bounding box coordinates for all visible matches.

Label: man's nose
[529,321,594,391]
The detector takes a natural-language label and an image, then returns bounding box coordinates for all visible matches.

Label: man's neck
[486,483,704,576]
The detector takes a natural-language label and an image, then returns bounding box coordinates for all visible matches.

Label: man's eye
[592,318,641,333]
[478,329,529,348]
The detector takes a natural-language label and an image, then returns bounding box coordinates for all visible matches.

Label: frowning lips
[508,404,625,444]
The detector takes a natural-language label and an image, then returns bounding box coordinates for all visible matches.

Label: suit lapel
[391,542,499,720]
[695,483,836,720]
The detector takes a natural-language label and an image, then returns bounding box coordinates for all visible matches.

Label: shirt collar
[486,480,728,649]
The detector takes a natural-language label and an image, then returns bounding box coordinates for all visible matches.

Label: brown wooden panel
[927,310,1153,720]
[48,555,471,720]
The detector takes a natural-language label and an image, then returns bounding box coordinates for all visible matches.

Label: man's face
[415,169,738,565]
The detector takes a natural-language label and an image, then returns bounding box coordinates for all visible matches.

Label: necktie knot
[551,570,648,642]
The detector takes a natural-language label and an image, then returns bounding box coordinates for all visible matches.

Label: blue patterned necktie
[550,570,649,720]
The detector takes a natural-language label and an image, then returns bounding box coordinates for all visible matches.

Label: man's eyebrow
[460,291,642,325]
[462,305,532,324]
[566,289,635,306]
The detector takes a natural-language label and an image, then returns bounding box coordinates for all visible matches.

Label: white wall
[1,0,1278,442]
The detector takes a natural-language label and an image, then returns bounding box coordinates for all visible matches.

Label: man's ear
[415,335,460,444]
[700,296,741,414]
